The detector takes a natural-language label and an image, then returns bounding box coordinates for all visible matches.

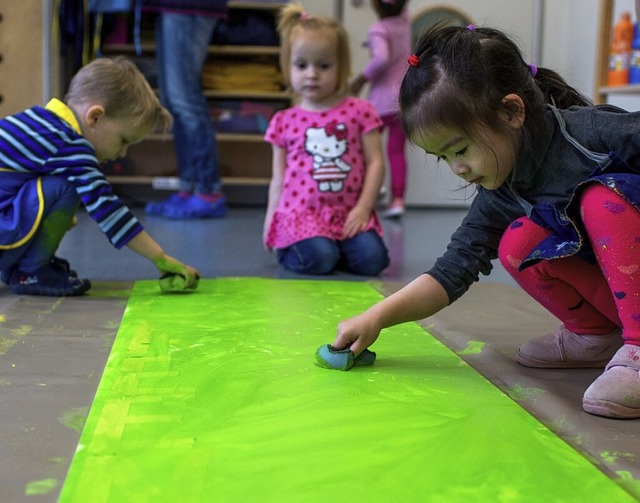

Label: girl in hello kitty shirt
[263,3,389,276]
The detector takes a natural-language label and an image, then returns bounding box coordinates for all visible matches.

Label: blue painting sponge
[315,344,376,371]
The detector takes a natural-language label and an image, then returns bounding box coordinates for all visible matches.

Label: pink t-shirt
[264,97,383,249]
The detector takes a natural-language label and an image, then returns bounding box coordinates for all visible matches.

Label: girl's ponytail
[534,66,592,108]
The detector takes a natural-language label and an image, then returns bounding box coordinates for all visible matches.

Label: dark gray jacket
[428,104,640,303]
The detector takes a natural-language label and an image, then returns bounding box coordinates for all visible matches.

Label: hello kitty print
[305,121,352,193]
[263,97,383,249]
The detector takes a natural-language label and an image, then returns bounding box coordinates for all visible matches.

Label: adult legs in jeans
[277,231,389,276]
[156,12,221,195]
[150,13,226,218]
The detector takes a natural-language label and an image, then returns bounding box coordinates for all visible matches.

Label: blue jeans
[276,231,390,276]
[155,13,222,194]
[0,177,80,273]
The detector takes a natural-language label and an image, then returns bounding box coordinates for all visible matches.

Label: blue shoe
[162,194,227,219]
[10,263,91,296]
[51,256,77,277]
[2,257,76,287]
[145,193,189,216]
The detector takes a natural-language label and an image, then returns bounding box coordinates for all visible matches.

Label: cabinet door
[0,2,59,116]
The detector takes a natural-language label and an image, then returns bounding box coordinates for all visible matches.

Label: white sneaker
[382,205,405,219]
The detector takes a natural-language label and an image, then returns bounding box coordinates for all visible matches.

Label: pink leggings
[498,184,640,345]
[381,114,407,199]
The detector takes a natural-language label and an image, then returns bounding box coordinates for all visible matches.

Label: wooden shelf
[228,1,287,11]
[203,89,288,100]
[103,43,281,57]
[594,0,640,104]
[217,133,266,142]
[596,83,640,96]
[107,175,269,186]
[100,0,289,201]
[145,132,266,142]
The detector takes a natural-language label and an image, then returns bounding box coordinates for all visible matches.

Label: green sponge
[315,344,376,371]
[159,273,199,293]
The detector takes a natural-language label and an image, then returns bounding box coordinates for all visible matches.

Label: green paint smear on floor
[458,340,485,355]
[507,384,547,402]
[25,478,58,495]
[58,406,89,432]
[59,278,636,502]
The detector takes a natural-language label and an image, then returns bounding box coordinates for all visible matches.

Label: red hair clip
[407,54,420,67]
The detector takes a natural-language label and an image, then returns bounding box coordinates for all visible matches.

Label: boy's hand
[154,256,200,289]
[159,272,200,292]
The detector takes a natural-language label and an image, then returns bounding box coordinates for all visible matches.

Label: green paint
[25,478,58,495]
[39,298,64,315]
[602,451,636,464]
[88,288,132,299]
[0,325,32,356]
[58,406,89,432]
[12,325,32,337]
[619,471,635,480]
[103,320,122,330]
[458,340,485,355]
[59,278,636,502]
[507,384,547,402]
[615,471,640,500]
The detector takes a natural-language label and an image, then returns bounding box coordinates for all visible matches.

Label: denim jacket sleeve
[575,105,640,169]
[426,185,525,304]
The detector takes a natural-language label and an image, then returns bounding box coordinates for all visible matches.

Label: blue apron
[0,170,44,250]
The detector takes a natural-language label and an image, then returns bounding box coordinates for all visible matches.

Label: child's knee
[278,240,340,275]
[498,217,550,271]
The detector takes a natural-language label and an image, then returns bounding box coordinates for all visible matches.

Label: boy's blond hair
[277,3,351,95]
[65,56,172,133]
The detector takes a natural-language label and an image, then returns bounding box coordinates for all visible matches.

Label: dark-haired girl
[333,24,640,419]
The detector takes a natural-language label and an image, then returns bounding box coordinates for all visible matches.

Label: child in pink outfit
[265,99,384,249]
[263,4,389,276]
[350,0,411,218]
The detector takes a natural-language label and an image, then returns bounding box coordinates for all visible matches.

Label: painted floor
[59,278,635,502]
[0,207,639,501]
